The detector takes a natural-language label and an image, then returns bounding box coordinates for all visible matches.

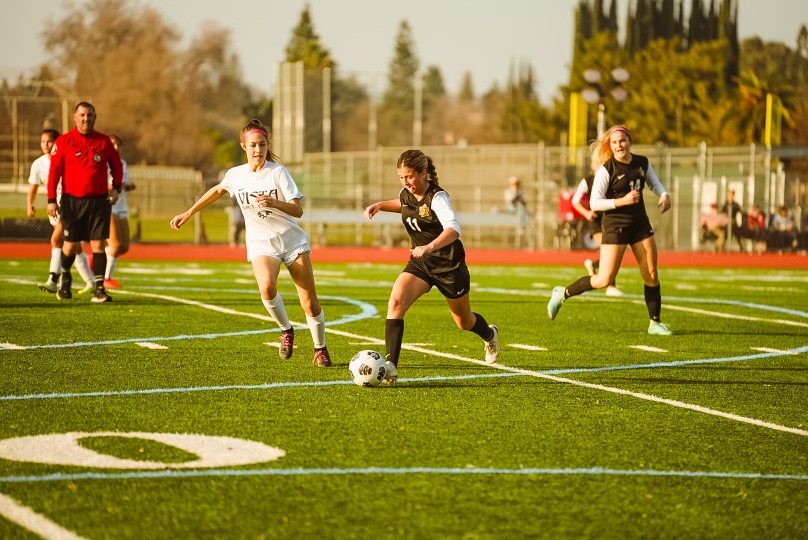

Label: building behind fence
[1,143,806,252]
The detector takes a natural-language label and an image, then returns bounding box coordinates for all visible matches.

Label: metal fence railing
[1,143,806,252]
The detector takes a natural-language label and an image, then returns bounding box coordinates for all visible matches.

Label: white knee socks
[306,309,326,349]
[262,293,292,331]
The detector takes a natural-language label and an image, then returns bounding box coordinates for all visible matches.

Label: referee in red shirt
[47,102,123,303]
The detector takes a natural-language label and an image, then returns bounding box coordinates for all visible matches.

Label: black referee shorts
[59,193,111,242]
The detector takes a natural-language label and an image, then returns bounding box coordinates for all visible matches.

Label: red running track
[1,242,806,269]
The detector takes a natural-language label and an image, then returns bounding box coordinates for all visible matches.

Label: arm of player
[170,184,228,229]
[364,199,402,219]
[26,185,38,217]
[571,179,596,221]
[590,166,640,211]
[256,194,303,218]
[645,163,671,214]
[411,191,460,258]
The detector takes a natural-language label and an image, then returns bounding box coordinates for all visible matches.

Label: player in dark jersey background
[571,149,623,297]
[364,149,500,382]
[548,125,673,335]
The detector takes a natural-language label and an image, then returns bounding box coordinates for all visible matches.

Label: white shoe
[383,361,398,384]
[605,286,624,297]
[584,259,595,276]
[648,321,673,335]
[484,325,500,364]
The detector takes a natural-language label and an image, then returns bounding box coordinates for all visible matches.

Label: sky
[2,0,807,105]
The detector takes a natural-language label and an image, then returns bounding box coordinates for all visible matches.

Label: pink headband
[610,126,631,137]
[242,128,268,141]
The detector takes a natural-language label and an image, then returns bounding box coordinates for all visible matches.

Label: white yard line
[0,493,86,540]
[135,342,168,350]
[629,345,668,353]
[111,288,808,439]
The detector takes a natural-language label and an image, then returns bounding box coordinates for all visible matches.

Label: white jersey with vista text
[29,154,61,200]
[220,161,309,256]
[110,159,130,217]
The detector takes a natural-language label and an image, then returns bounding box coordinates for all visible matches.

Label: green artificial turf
[0,258,806,539]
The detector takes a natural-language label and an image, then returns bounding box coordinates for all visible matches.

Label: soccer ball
[349,350,386,387]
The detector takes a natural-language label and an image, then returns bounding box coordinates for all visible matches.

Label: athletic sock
[565,276,595,299]
[74,252,94,285]
[592,260,600,273]
[92,251,107,288]
[645,284,662,322]
[49,248,62,275]
[105,246,118,279]
[306,309,326,349]
[385,319,405,367]
[469,312,494,341]
[60,252,76,274]
[261,293,292,330]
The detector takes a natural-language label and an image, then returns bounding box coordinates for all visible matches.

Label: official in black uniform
[548,125,673,335]
[364,149,500,382]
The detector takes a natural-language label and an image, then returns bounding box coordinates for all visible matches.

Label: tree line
[2,0,806,177]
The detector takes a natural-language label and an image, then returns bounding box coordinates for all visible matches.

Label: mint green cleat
[547,286,565,320]
[78,281,95,295]
[648,321,673,335]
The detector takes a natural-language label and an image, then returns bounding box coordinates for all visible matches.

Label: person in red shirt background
[47,102,123,303]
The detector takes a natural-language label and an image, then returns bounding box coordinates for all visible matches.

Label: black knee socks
[565,276,595,299]
[645,284,662,322]
[385,319,404,367]
[469,313,494,341]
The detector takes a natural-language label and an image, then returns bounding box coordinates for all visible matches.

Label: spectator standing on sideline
[547,125,673,335]
[721,190,744,251]
[27,128,96,294]
[170,119,332,367]
[47,103,123,303]
[572,150,623,295]
[699,202,728,252]
[104,135,136,289]
[364,149,500,383]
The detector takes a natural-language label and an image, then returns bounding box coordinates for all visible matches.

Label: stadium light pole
[580,67,630,139]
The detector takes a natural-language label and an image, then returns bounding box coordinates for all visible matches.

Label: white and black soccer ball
[348,350,386,387]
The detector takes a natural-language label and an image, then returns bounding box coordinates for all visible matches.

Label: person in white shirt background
[169,119,332,367]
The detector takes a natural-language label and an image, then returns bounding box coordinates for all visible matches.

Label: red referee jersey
[47,128,123,201]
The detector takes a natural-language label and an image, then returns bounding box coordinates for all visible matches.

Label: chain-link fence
[1,143,806,252]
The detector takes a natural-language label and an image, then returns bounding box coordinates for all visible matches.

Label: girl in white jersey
[26,128,95,295]
[104,135,136,289]
[547,125,673,336]
[170,119,331,367]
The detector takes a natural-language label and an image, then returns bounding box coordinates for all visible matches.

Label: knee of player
[642,269,659,285]
[590,275,610,289]
[387,296,406,317]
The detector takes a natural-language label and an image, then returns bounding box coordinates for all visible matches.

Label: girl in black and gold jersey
[364,149,500,382]
[548,125,673,335]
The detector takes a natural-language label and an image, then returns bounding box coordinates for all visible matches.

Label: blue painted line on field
[479,288,808,319]
[544,345,808,375]
[0,466,806,484]
[0,373,521,402]
[0,295,376,351]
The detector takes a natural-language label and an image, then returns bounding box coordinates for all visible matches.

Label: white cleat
[605,285,624,297]
[383,361,398,384]
[584,259,595,276]
[484,325,500,364]
[648,321,673,336]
